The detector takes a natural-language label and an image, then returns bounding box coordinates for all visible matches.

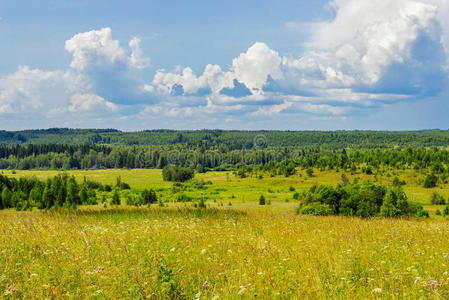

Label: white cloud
[129,37,150,69]
[2,1,449,129]
[68,93,118,112]
[0,66,70,114]
[65,28,127,71]
[252,101,292,116]
[287,0,439,86]
[232,42,282,92]
[152,64,235,95]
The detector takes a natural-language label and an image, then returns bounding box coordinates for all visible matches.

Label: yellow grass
[1,168,449,298]
[1,208,449,299]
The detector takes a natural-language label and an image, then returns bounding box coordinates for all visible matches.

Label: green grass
[3,168,448,214]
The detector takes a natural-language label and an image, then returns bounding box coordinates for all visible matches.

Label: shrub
[111,189,121,206]
[443,205,449,216]
[423,173,438,188]
[119,182,131,190]
[141,189,157,205]
[410,202,429,218]
[392,176,406,187]
[306,168,314,177]
[163,166,195,182]
[259,194,266,205]
[298,203,332,216]
[176,193,193,202]
[431,192,446,205]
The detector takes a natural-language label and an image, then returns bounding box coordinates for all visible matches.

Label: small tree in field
[259,194,266,205]
[306,168,314,177]
[111,189,121,206]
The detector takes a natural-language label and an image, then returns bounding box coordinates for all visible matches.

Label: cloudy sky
[1,0,449,130]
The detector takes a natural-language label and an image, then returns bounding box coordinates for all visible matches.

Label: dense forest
[2,128,449,148]
[1,143,449,177]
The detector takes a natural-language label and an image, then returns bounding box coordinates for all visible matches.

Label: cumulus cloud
[68,93,118,112]
[1,1,449,129]
[65,28,127,72]
[0,66,70,114]
[232,42,282,92]
[65,28,151,105]
[129,37,150,69]
[296,0,439,85]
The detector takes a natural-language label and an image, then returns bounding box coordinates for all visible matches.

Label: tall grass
[1,207,449,298]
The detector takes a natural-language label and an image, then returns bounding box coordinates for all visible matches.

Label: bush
[259,194,266,205]
[119,182,131,190]
[443,205,449,216]
[431,192,446,205]
[423,173,438,188]
[176,193,193,202]
[298,203,332,216]
[111,189,121,206]
[163,166,195,182]
[410,202,429,218]
[436,209,442,216]
[141,189,157,205]
[380,188,408,218]
[392,177,406,187]
[306,168,314,177]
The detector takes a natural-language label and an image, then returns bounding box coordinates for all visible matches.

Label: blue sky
[0,0,448,130]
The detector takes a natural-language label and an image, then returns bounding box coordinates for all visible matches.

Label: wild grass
[1,207,449,299]
[1,168,449,298]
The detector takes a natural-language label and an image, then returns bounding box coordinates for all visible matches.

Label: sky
[0,0,449,131]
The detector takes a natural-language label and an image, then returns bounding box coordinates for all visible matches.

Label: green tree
[111,189,121,206]
[42,186,55,209]
[423,173,438,188]
[306,168,314,177]
[79,186,88,204]
[66,176,79,208]
[259,194,266,205]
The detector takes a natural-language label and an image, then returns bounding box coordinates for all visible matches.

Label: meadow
[1,168,449,298]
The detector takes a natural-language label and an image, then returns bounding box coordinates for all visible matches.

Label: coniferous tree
[66,176,79,208]
[111,189,121,206]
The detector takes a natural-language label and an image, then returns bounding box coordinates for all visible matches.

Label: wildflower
[428,280,438,287]
[254,293,257,297]
[372,288,382,293]
[203,281,210,288]
[238,288,245,295]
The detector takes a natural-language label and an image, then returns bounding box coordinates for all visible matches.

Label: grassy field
[1,168,449,298]
[2,168,448,213]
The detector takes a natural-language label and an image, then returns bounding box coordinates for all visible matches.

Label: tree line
[2,129,449,149]
[2,144,449,176]
[0,174,157,211]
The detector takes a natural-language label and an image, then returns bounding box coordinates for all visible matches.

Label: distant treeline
[1,143,449,175]
[2,128,449,149]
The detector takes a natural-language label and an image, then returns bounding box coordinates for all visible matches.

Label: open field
[2,168,449,215]
[1,168,449,298]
